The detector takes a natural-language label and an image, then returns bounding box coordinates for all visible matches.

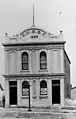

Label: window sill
[39,95,48,99]
[21,96,29,99]
[20,70,30,73]
[38,69,48,72]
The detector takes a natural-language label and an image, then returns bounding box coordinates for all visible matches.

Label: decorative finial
[33,4,35,26]
[5,33,8,36]
[60,30,63,34]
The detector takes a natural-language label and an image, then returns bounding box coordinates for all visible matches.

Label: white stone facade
[2,26,70,108]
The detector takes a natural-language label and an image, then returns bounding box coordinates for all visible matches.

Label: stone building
[2,25,71,108]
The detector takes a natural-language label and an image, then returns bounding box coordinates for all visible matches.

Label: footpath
[0,106,76,119]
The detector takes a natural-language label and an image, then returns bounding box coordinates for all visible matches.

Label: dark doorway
[52,80,60,104]
[9,81,17,105]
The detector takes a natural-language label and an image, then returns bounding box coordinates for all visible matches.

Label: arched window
[22,81,29,96]
[40,80,47,95]
[40,51,47,70]
[22,52,28,70]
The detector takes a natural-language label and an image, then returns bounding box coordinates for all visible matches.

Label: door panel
[9,81,17,105]
[52,80,60,104]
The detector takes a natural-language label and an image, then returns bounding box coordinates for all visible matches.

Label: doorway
[52,80,60,104]
[9,81,17,105]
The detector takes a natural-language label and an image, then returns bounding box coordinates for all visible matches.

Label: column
[60,49,64,73]
[50,79,52,106]
[28,79,32,107]
[5,51,8,74]
[29,50,32,73]
[60,78,64,107]
[47,50,50,73]
[48,79,52,106]
[17,51,21,73]
[17,80,21,106]
[10,52,15,73]
[5,79,9,107]
[36,50,39,72]
[31,50,36,73]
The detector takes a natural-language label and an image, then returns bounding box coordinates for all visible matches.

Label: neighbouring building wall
[71,87,76,100]
[64,51,71,99]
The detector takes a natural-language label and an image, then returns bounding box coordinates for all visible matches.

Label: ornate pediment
[19,27,48,42]
[20,27,47,37]
[3,26,64,46]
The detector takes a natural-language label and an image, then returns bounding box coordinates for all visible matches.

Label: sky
[0,0,76,88]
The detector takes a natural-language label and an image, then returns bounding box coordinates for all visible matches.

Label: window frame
[40,51,47,70]
[22,81,29,97]
[40,80,47,96]
[21,52,29,71]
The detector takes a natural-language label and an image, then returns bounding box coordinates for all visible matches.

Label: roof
[64,50,71,64]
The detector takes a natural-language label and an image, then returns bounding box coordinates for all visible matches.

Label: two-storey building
[2,25,71,108]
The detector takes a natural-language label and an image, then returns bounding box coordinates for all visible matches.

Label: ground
[1,99,76,119]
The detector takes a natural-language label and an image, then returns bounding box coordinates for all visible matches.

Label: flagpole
[33,4,35,26]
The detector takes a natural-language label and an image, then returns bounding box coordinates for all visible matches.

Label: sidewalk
[0,107,76,118]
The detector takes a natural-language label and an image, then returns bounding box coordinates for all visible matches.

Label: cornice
[2,41,66,47]
[3,73,50,78]
[4,44,64,52]
[3,73,65,79]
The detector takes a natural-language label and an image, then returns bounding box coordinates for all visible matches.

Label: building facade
[2,25,71,108]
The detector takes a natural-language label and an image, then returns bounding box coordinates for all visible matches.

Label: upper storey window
[40,51,47,70]
[22,52,28,70]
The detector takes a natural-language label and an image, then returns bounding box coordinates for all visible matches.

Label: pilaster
[60,49,64,73]
[17,79,21,106]
[60,78,64,107]
[17,51,21,73]
[5,79,9,107]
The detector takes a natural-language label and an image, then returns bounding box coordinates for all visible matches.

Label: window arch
[40,80,47,95]
[40,51,47,70]
[22,52,28,70]
[22,81,29,96]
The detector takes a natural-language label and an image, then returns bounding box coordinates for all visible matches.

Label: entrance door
[9,81,17,105]
[52,80,60,104]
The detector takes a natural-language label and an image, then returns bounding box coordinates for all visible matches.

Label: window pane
[40,63,47,69]
[40,81,47,88]
[41,55,46,61]
[22,81,29,96]
[22,55,28,61]
[40,88,47,95]
[41,60,46,63]
[22,63,28,70]
[22,52,28,70]
[22,88,29,96]
[40,51,47,70]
